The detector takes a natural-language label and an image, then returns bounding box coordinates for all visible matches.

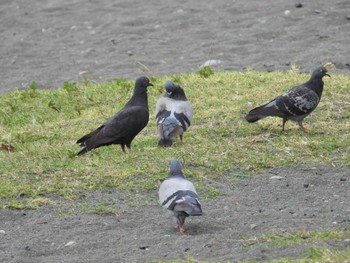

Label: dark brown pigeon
[76,76,153,156]
[245,66,330,131]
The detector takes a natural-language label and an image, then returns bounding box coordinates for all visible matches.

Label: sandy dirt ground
[1,0,350,262]
[1,166,349,262]
[1,0,350,94]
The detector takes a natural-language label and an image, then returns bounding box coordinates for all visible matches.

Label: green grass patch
[240,228,350,262]
[1,70,350,208]
[244,228,350,247]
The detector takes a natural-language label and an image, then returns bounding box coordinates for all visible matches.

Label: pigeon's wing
[79,105,149,148]
[177,101,194,123]
[159,177,197,208]
[173,101,193,129]
[275,86,320,117]
[155,97,168,121]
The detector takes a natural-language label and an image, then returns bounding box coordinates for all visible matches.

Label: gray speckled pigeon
[159,160,202,233]
[155,80,193,146]
[76,76,153,155]
[245,66,330,131]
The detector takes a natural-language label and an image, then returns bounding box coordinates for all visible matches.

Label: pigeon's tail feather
[187,207,203,216]
[157,117,178,147]
[158,138,173,147]
[76,127,102,145]
[162,117,178,137]
[174,196,202,217]
[76,147,90,156]
[245,113,263,122]
[245,101,280,122]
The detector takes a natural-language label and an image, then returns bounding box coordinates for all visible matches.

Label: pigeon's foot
[297,122,308,132]
[300,127,308,132]
[177,224,185,234]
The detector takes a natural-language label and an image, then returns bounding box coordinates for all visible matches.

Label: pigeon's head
[169,160,184,178]
[164,80,178,93]
[136,76,154,88]
[312,67,330,79]
[164,80,187,100]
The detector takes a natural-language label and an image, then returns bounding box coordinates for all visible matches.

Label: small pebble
[64,241,76,247]
[303,183,309,188]
[295,3,303,8]
[250,224,257,230]
[200,59,221,68]
[284,10,291,15]
[0,230,5,234]
[314,9,321,14]
[346,15,350,20]
[270,175,283,180]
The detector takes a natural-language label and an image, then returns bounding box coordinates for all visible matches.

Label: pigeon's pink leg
[298,122,307,132]
[177,224,185,234]
[281,119,287,131]
[120,145,126,153]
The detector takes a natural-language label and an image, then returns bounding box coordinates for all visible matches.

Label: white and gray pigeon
[155,80,193,146]
[76,76,153,155]
[158,160,203,233]
[245,66,330,131]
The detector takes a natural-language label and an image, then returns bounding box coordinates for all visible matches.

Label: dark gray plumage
[76,76,153,155]
[245,66,330,131]
[159,160,202,233]
[155,80,193,146]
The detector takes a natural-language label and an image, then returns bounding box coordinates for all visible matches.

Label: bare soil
[1,165,349,262]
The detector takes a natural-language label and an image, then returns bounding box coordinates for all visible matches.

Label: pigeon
[155,80,193,146]
[159,160,203,233]
[76,76,153,155]
[245,66,330,131]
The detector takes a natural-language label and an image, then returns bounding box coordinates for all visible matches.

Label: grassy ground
[1,68,350,207]
[1,69,350,262]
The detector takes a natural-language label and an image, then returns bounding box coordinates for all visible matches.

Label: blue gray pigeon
[245,66,330,131]
[155,80,193,146]
[158,160,203,233]
[76,76,153,155]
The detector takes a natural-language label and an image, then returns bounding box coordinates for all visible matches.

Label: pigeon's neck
[170,89,187,101]
[306,78,324,98]
[169,173,184,179]
[127,88,148,108]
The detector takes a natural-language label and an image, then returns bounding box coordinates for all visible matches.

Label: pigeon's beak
[148,83,154,87]
[325,73,331,78]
